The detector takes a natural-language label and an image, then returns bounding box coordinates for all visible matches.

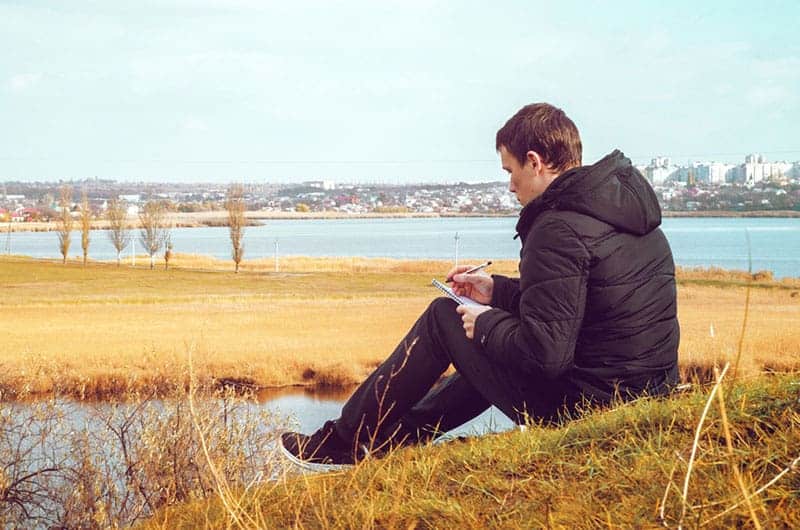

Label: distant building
[739,154,792,185]
[304,180,335,190]
[21,207,40,221]
[706,162,735,184]
[683,162,735,184]
[645,157,680,185]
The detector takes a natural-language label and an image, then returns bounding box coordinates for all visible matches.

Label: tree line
[53,184,247,272]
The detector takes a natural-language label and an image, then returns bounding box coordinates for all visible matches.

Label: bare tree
[106,198,130,266]
[138,200,168,270]
[163,206,173,267]
[225,184,246,273]
[164,236,173,270]
[80,190,91,266]
[56,185,73,264]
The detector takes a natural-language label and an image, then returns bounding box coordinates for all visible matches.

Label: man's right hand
[445,265,493,305]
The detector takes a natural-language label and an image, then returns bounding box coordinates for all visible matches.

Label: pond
[0,386,514,528]
[256,384,515,437]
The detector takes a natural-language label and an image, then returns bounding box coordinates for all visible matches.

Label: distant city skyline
[2,1,799,183]
[2,149,798,187]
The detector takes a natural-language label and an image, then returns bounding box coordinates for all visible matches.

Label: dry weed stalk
[732,229,753,380]
[660,362,798,528]
[186,343,260,530]
[700,455,800,526]
[0,376,281,528]
[713,365,761,528]
[677,362,729,529]
[0,399,66,527]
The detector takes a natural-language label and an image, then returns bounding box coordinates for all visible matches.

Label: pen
[463,261,492,274]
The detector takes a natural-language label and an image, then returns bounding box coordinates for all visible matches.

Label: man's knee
[422,296,475,358]
[411,297,461,359]
[426,297,459,321]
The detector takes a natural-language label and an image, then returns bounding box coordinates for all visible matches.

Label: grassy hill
[141,373,799,528]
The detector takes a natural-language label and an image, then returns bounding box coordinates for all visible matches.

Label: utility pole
[274,237,279,272]
[131,237,135,267]
[2,185,9,254]
[454,232,461,269]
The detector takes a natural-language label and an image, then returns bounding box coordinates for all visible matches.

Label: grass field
[1,255,798,528]
[1,254,799,398]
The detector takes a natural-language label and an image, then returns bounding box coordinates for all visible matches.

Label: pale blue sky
[2,0,798,183]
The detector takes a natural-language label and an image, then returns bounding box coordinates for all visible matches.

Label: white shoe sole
[279,441,355,473]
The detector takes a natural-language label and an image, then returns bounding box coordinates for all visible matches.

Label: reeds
[0,385,289,528]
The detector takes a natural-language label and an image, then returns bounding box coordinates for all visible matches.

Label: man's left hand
[456,304,492,339]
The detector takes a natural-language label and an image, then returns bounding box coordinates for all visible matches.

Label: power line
[626,149,800,160]
[0,157,498,164]
[1,149,799,165]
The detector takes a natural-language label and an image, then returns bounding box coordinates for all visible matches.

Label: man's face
[499,145,553,207]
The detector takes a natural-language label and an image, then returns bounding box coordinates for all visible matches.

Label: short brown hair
[495,103,582,173]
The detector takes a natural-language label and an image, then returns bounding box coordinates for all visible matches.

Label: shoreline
[3,208,800,233]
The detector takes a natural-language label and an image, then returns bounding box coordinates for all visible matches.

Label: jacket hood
[516,150,662,239]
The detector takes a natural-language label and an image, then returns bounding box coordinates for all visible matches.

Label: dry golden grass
[141,373,800,529]
[156,252,521,275]
[1,255,798,399]
[1,256,798,528]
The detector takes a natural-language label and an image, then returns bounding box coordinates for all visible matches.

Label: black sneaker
[280,421,368,472]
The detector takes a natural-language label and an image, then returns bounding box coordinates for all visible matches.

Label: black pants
[333,298,575,449]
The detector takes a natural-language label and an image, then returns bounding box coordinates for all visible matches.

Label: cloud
[182,117,209,132]
[7,73,42,92]
[747,83,796,107]
[745,56,800,108]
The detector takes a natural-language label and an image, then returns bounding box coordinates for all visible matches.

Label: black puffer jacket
[474,150,679,404]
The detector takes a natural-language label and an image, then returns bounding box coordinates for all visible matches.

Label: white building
[706,162,735,184]
[685,162,735,184]
[304,180,335,190]
[741,154,792,184]
[645,157,680,185]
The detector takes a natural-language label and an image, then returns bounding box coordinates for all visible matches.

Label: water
[256,385,514,438]
[5,216,800,278]
[1,388,513,527]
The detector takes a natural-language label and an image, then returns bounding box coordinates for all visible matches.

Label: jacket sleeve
[490,275,521,316]
[473,216,590,379]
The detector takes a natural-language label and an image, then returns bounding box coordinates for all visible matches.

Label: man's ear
[526,151,543,173]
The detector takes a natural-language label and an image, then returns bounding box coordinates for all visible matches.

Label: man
[281,103,679,469]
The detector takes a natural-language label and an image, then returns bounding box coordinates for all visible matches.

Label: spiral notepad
[431,278,480,306]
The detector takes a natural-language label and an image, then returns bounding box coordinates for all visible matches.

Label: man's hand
[446,265,493,305]
[456,304,492,340]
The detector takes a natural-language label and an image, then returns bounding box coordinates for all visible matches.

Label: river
[5,216,800,277]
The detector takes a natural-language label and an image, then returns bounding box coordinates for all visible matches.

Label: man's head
[496,103,582,206]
